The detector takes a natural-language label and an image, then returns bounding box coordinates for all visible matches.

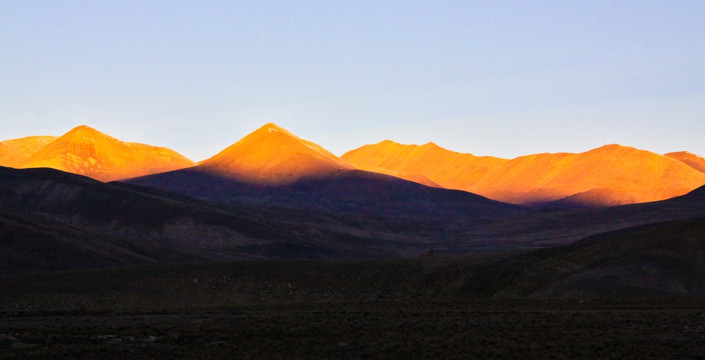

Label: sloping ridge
[2,135,57,155]
[0,135,57,167]
[666,151,705,173]
[0,166,404,270]
[0,205,159,275]
[345,141,705,207]
[471,144,705,206]
[197,123,354,185]
[489,216,705,298]
[18,125,195,182]
[342,140,507,189]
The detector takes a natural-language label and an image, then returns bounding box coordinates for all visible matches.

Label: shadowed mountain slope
[16,125,194,182]
[0,166,513,274]
[666,151,705,173]
[3,215,705,300]
[0,206,160,276]
[480,216,705,298]
[131,167,525,220]
[3,164,705,298]
[447,183,705,252]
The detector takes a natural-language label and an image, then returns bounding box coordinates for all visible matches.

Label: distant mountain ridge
[342,140,505,189]
[3,123,705,207]
[343,141,705,207]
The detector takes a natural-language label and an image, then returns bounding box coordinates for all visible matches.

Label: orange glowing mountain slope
[665,151,705,173]
[341,140,507,189]
[344,142,705,206]
[470,144,705,206]
[0,143,17,167]
[197,123,354,185]
[17,125,195,182]
[0,136,57,167]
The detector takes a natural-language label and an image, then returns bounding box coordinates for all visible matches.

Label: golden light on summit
[2,125,195,182]
[196,123,354,186]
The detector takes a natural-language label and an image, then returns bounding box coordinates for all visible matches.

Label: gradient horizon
[2,1,703,162]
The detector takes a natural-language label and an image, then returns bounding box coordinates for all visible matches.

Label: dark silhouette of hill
[4,165,705,276]
[0,166,524,275]
[3,216,705,306]
[129,168,525,219]
[478,216,705,298]
[448,184,705,251]
[0,206,159,275]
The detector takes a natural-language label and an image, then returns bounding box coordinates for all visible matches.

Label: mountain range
[343,140,705,207]
[2,124,703,208]
[127,123,521,219]
[2,123,705,297]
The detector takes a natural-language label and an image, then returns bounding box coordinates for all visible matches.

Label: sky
[1,1,704,162]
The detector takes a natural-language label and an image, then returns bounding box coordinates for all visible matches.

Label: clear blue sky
[2,1,703,161]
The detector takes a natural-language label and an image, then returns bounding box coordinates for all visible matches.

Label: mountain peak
[591,143,631,152]
[378,139,398,145]
[583,144,647,158]
[59,125,116,144]
[70,124,96,132]
[250,123,292,138]
[248,123,314,144]
[259,122,287,132]
[65,125,103,135]
[666,151,704,160]
[17,126,194,181]
[198,123,352,185]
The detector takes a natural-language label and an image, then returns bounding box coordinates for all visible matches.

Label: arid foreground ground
[1,300,705,359]
[2,256,705,359]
